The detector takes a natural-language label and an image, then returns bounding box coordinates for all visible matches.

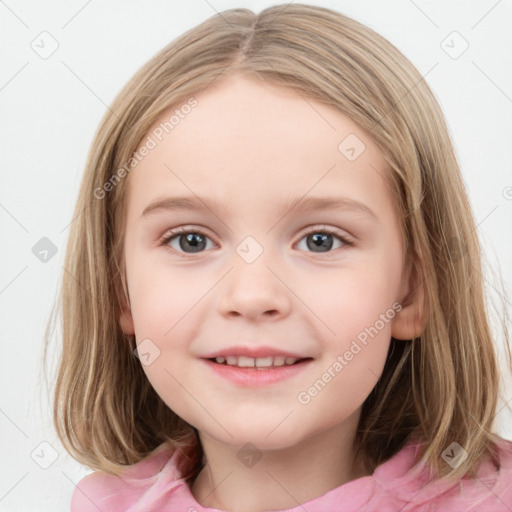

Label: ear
[391,260,427,341]
[119,287,135,336]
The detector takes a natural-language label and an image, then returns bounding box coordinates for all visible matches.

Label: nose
[218,253,292,322]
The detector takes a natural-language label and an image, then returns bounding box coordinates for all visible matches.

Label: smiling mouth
[207,355,313,369]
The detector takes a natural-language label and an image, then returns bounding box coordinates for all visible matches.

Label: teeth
[273,356,286,366]
[255,357,273,367]
[213,355,300,368]
[238,356,255,367]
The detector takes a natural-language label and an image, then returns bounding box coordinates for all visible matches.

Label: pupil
[308,233,333,252]
[180,233,206,252]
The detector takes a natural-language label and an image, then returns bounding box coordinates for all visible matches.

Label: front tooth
[273,356,286,367]
[285,357,298,365]
[255,357,273,367]
[237,356,255,367]
[226,356,238,365]
[215,356,226,364]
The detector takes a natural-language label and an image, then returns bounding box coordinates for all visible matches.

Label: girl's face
[120,74,420,451]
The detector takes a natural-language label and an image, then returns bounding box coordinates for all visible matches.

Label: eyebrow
[141,195,378,220]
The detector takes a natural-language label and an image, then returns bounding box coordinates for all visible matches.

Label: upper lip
[201,345,311,359]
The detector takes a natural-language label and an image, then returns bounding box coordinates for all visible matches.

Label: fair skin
[119,73,424,512]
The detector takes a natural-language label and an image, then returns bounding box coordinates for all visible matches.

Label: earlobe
[391,303,426,340]
[119,307,135,336]
[119,287,135,336]
[391,263,428,341]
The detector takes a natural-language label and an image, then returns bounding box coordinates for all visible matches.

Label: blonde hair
[45,3,511,484]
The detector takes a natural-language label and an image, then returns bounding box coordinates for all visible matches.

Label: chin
[198,418,309,452]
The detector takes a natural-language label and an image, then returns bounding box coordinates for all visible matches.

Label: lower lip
[201,358,312,386]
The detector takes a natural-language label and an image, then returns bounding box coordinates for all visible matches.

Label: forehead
[125,74,395,220]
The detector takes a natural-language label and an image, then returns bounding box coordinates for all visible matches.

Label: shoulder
[438,437,512,508]
[70,445,183,512]
[372,437,512,508]
[473,437,512,496]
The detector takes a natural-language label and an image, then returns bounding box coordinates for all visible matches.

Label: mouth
[205,355,314,370]
[202,356,314,386]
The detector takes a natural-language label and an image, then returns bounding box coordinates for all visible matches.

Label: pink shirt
[71,437,512,511]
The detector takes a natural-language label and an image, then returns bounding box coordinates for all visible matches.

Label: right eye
[159,227,216,255]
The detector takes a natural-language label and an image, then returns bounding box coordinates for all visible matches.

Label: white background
[1,1,511,510]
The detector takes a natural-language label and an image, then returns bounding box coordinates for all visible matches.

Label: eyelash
[158,225,355,258]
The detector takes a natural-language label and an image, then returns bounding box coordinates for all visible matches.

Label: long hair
[45,3,511,483]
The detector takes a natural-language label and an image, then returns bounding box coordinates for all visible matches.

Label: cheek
[126,277,191,402]
[127,262,205,379]
[301,255,401,394]
[128,257,204,337]
[296,271,396,421]
[130,272,198,415]
[311,260,401,341]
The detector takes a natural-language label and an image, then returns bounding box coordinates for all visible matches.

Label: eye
[295,226,353,254]
[159,225,354,257]
[159,227,215,255]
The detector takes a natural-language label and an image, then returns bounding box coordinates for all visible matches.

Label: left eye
[159,226,353,256]
[296,229,351,253]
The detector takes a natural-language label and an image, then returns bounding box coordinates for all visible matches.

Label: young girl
[49,3,512,511]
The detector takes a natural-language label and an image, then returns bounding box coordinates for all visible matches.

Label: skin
[119,73,425,512]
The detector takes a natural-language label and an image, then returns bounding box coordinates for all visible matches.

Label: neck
[190,410,371,512]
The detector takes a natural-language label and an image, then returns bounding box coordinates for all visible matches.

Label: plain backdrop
[1,1,511,510]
